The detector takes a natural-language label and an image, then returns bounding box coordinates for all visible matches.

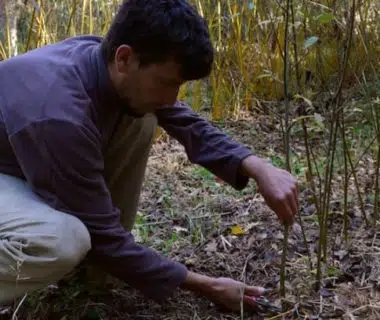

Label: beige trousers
[0,113,157,304]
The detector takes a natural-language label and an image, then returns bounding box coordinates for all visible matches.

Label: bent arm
[8,119,188,301]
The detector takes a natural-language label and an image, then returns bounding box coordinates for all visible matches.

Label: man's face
[110,45,184,115]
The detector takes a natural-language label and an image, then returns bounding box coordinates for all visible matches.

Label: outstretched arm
[156,101,298,224]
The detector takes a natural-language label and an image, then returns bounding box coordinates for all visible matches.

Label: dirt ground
[2,112,380,320]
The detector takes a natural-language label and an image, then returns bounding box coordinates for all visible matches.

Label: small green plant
[190,167,219,191]
[162,232,178,254]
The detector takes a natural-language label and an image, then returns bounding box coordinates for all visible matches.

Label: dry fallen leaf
[257,232,268,240]
[244,221,261,232]
[247,234,256,247]
[274,230,284,240]
[292,222,302,235]
[204,239,218,252]
[230,225,245,236]
[173,226,188,234]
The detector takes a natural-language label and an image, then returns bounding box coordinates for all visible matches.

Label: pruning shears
[246,295,283,314]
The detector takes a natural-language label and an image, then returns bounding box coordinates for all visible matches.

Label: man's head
[101,0,214,115]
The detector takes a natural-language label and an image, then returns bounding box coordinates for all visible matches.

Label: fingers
[290,174,299,214]
[242,287,271,312]
[258,165,299,225]
[285,202,295,225]
[288,187,298,218]
[275,201,293,225]
[244,285,267,297]
[283,173,299,223]
[243,295,262,310]
[294,183,299,214]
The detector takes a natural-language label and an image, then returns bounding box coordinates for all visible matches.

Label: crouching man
[0,0,298,312]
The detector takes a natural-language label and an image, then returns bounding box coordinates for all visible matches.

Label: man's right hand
[181,271,267,312]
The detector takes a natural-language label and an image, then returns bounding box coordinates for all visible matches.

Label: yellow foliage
[0,0,379,118]
[230,225,245,236]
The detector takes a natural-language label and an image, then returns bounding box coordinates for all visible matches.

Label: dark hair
[101,0,214,81]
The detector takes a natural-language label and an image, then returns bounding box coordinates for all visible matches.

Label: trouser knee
[0,210,91,304]
[49,213,92,273]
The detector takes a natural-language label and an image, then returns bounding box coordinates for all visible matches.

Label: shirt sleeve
[8,118,188,301]
[155,101,254,190]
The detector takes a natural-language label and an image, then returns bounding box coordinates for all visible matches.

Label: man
[0,0,298,312]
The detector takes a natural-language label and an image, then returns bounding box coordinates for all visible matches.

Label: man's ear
[114,45,133,74]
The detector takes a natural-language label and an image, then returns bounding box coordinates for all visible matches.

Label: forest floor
[2,109,380,320]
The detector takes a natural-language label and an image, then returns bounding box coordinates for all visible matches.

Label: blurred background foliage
[1,0,379,120]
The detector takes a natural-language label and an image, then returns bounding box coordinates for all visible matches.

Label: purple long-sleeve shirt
[0,36,253,300]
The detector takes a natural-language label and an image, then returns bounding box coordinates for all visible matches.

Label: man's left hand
[241,155,298,225]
